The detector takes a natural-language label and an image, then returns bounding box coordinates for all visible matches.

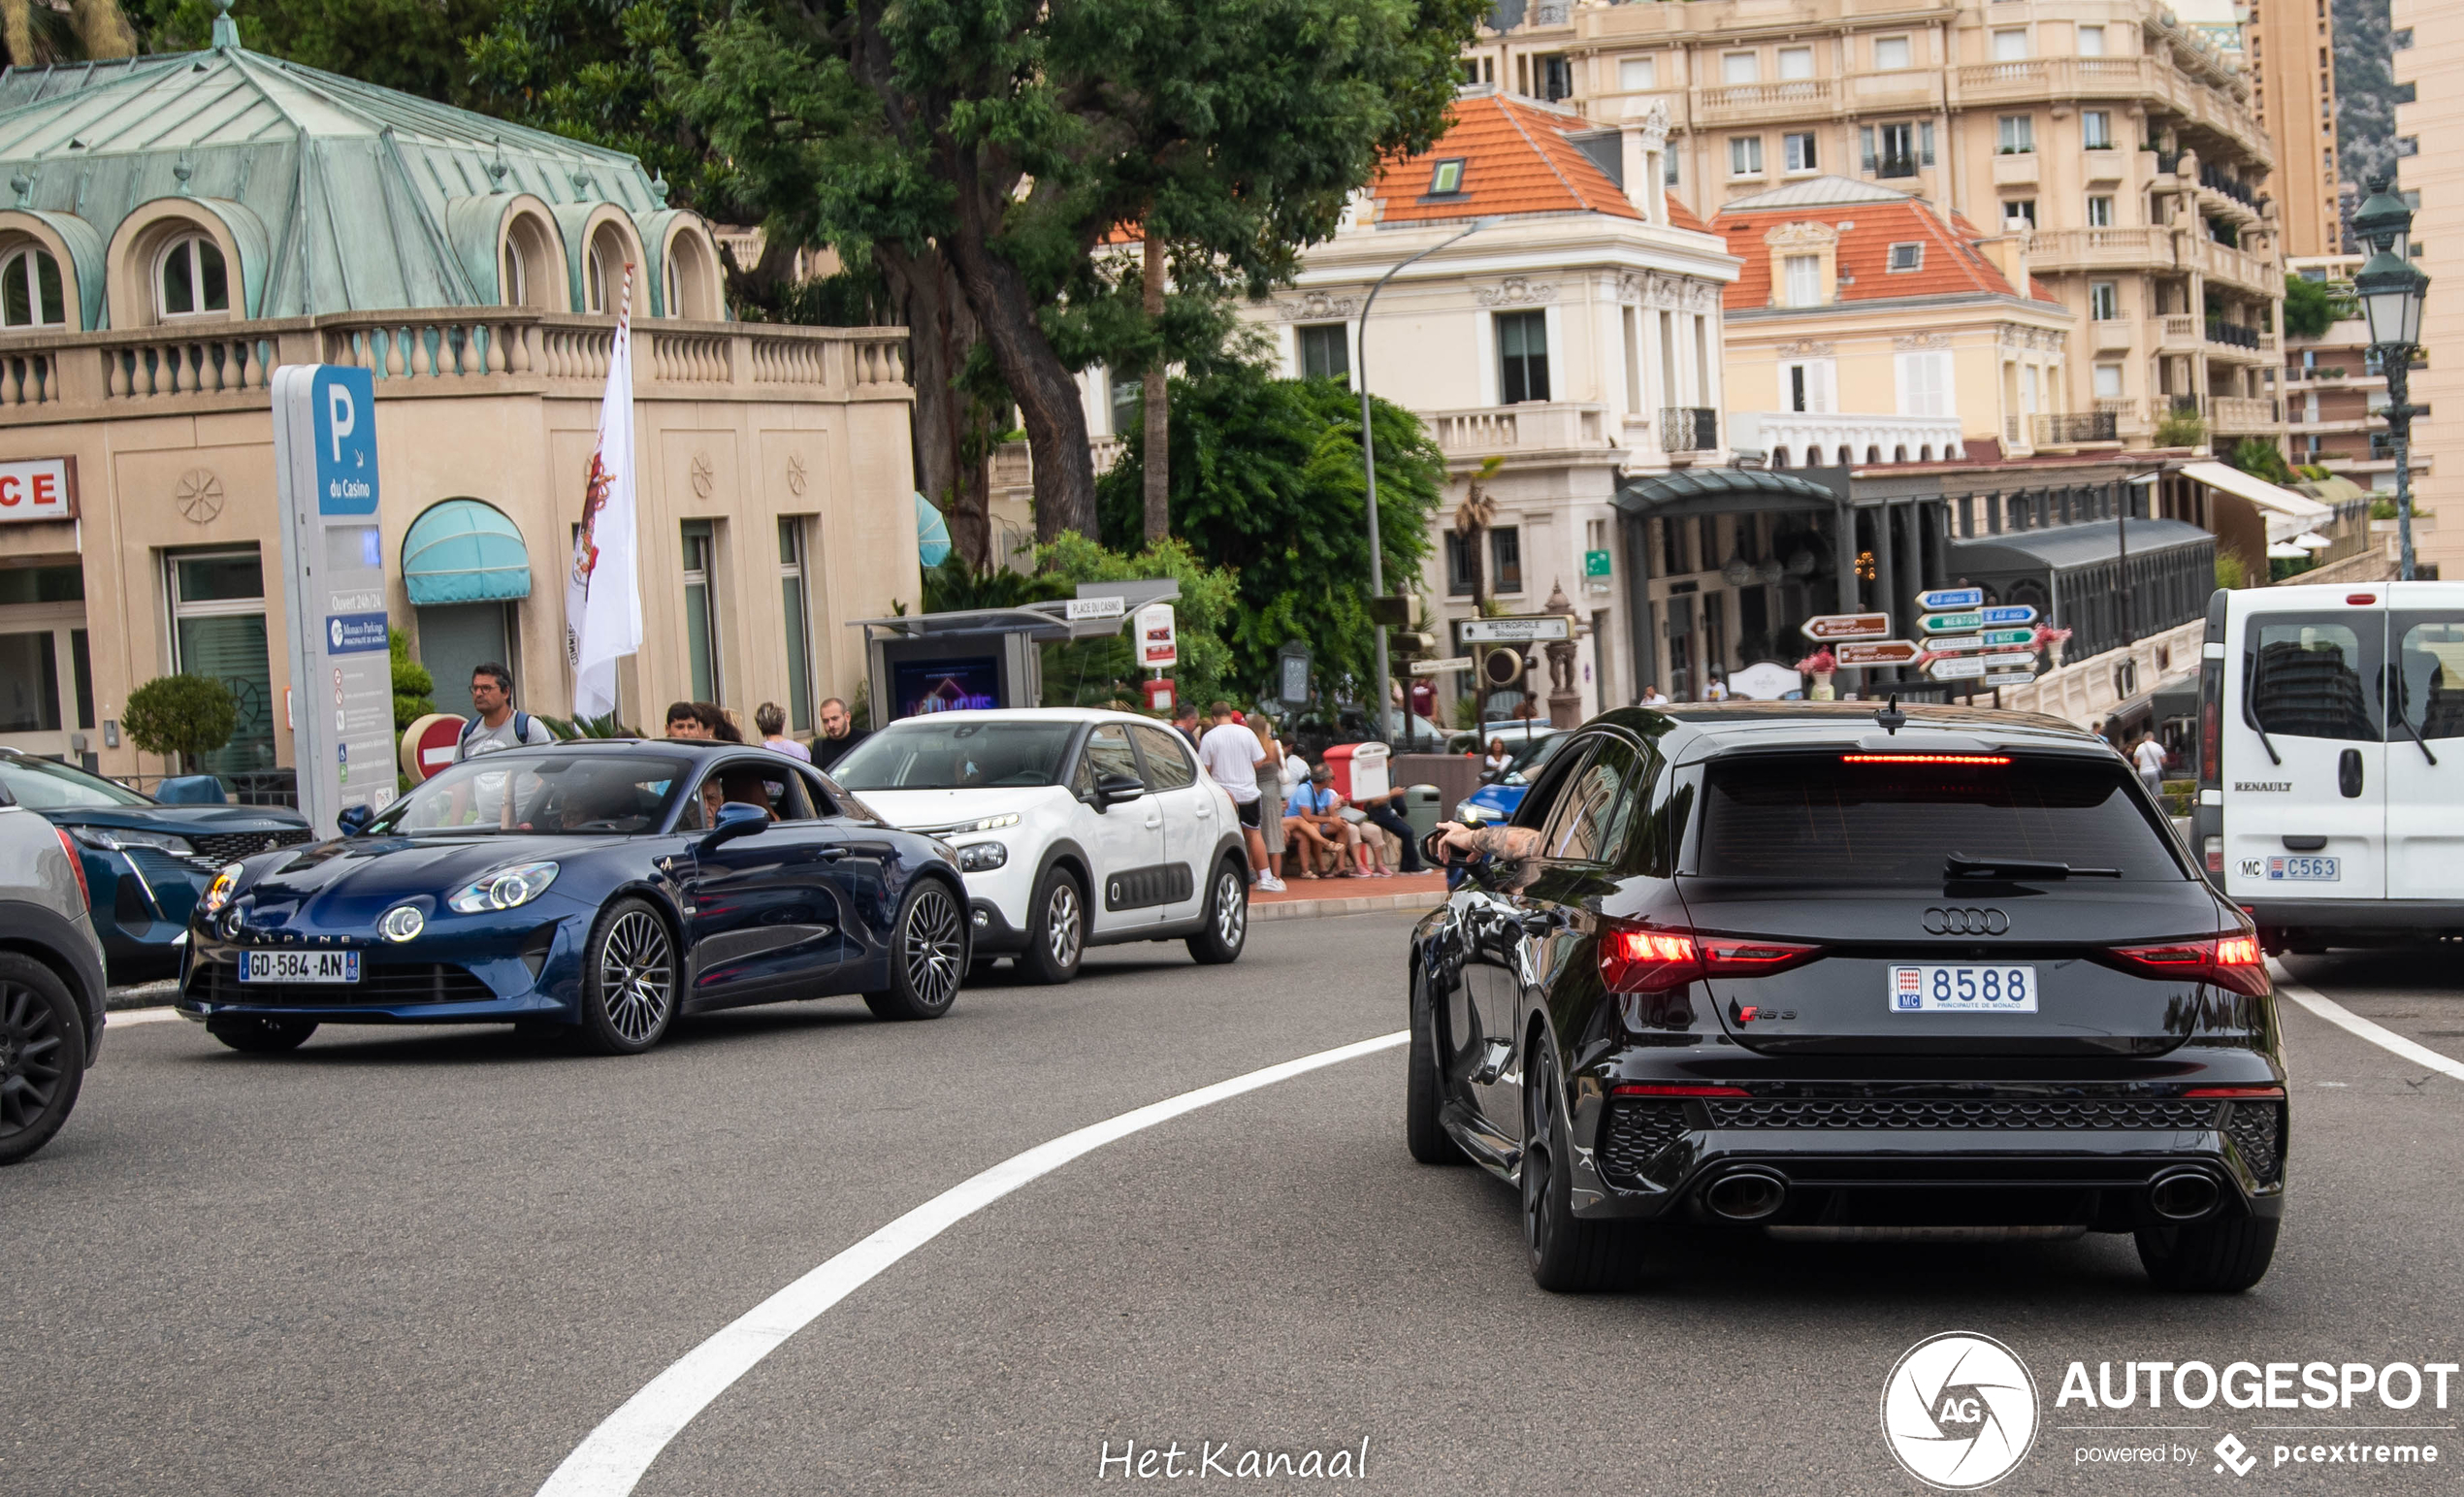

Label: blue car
[176,741,969,1056]
[1452,732,1573,826]
[0,748,311,984]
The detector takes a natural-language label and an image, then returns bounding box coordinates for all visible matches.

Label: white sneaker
[1255,875,1286,893]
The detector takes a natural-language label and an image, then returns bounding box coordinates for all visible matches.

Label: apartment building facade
[2392,0,2458,578]
[1473,0,2286,458]
[2243,0,2341,258]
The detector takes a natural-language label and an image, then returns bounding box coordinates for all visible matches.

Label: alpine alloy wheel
[1019,868,1084,985]
[0,957,83,1165]
[866,880,966,1020]
[579,899,676,1055]
[1185,860,1248,964]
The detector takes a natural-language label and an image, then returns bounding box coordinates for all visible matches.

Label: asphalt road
[10,917,2464,1496]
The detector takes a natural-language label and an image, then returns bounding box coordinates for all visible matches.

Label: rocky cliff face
[2335,0,2398,244]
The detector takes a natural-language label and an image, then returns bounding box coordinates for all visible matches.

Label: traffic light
[1388,631,1436,658]
[1479,645,1528,690]
[1368,594,1423,630]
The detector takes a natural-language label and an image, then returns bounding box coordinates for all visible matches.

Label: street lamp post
[1358,218,1490,743]
[2352,177,2432,581]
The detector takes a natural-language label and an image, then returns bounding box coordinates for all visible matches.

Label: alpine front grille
[2222,1100,2285,1186]
[183,960,494,1007]
[1704,1098,2220,1131]
[1599,1100,1690,1188]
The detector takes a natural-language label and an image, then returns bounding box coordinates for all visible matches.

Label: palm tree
[1451,455,1504,615]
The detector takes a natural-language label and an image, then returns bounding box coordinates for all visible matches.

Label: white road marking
[106,1006,183,1025]
[2271,962,2464,1085]
[536,1028,1410,1497]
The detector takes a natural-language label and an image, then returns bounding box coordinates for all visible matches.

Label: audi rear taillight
[1599,920,1821,993]
[1610,1083,1750,1097]
[2106,934,2269,996]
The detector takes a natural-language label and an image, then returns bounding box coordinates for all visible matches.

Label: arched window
[584,224,630,313]
[158,233,229,318]
[660,229,720,320]
[501,212,556,309]
[501,240,525,308]
[0,244,64,328]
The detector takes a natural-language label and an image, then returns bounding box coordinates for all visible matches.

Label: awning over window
[1947,516,2214,574]
[2179,459,2332,544]
[401,499,534,606]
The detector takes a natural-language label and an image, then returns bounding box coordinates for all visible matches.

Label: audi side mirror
[699,801,770,848]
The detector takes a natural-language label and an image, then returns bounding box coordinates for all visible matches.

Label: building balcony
[1661,406,1719,454]
[2032,410,2121,447]
[1728,409,1962,466]
[2286,414,2376,436]
[1991,151,2041,186]
[2091,318,2140,353]
[1848,70,1943,112]
[2208,395,2281,433]
[1428,401,1612,458]
[2082,146,2128,182]
[2178,236,2274,296]
[2157,314,2274,361]
[2029,226,2169,274]
[0,309,910,426]
[1696,78,1838,125]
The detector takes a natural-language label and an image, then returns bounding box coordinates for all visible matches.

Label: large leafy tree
[666,0,1483,544]
[1096,362,1443,695]
[137,0,497,99]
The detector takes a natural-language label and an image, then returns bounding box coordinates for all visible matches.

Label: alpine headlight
[956,841,1009,872]
[67,825,195,856]
[201,862,243,914]
[447,861,561,913]
[377,904,426,943]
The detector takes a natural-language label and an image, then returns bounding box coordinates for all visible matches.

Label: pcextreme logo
[1882,1332,2041,1490]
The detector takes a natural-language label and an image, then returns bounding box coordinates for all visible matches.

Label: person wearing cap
[1282,763,1365,877]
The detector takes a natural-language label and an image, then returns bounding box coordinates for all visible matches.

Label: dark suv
[1406,701,2284,1293]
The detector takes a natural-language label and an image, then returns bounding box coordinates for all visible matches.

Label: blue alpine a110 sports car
[176,741,970,1055]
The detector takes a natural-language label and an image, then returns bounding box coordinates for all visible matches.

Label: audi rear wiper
[1947,852,2123,880]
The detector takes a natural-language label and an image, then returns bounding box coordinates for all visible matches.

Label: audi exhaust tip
[1702,1169,1789,1222]
[2148,1168,2224,1222]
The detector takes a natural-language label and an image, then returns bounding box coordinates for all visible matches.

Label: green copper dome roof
[0,43,668,321]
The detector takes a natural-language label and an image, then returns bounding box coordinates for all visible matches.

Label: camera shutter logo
[1880,1332,2039,1489]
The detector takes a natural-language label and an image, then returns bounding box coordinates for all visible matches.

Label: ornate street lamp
[2352,177,2431,579]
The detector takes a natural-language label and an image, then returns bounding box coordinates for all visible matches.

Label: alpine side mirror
[337,805,374,837]
[700,801,770,847]
[1093,771,1146,810]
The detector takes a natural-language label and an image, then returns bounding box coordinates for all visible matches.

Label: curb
[106,979,180,1013]
[1251,891,1441,923]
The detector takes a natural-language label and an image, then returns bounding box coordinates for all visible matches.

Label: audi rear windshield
[1694,753,2186,883]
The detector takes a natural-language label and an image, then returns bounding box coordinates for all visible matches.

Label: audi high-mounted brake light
[1599,920,1822,993]
[2106,935,2270,996]
[1838,754,2012,765]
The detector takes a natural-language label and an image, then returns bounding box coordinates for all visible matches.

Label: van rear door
[2222,603,2385,902]
[2385,597,2464,899]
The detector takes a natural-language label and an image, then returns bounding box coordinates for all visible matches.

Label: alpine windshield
[830,721,1078,791]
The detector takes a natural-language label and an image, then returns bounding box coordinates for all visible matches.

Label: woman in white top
[1483,736,1511,775]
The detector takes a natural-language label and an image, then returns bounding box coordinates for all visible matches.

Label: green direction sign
[1921,610,1984,634]
[1980,628,2035,647]
[1583,548,1612,578]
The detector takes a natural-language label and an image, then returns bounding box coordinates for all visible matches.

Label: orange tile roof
[1713,193,2058,310]
[1372,91,1706,230]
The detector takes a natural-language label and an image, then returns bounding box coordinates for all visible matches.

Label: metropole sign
[273,365,396,838]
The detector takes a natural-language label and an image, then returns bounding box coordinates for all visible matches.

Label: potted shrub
[120,674,238,777]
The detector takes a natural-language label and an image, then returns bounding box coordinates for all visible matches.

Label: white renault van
[2194,580,2464,950]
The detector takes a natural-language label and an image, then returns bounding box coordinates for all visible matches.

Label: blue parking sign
[313,366,378,515]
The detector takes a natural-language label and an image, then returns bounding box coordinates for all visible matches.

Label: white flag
[565,267,641,721]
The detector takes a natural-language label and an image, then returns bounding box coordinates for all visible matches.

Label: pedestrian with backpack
[457,664,556,761]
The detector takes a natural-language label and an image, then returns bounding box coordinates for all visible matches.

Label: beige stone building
[1473,0,2286,457]
[2244,0,2342,258]
[2392,0,2458,577]
[0,42,918,786]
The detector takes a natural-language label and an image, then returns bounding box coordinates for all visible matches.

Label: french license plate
[2267,855,2341,882]
[1892,964,2038,1013]
[237,949,359,984]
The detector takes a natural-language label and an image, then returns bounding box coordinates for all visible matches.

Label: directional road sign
[1983,669,2038,687]
[1802,612,1893,641]
[1927,656,1988,680]
[1979,604,2038,627]
[1926,635,1988,655]
[1920,610,1984,635]
[1460,615,1572,642]
[1982,651,2038,670]
[1064,596,1127,621]
[1832,639,1919,667]
[1410,656,1475,675]
[1916,586,1985,611]
[1980,628,2035,647]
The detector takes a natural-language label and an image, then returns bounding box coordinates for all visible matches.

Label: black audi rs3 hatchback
[1405,701,2284,1293]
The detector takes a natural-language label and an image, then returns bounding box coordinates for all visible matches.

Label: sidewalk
[1250,869,1448,923]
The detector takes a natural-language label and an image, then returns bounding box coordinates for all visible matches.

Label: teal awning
[402,499,534,605]
[916,491,952,568]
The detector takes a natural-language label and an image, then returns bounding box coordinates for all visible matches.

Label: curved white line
[536,1028,1410,1497]
[2271,962,2464,1084]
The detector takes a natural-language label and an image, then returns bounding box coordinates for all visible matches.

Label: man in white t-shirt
[1197,700,1282,892]
[457,664,557,760]
[2131,732,2169,796]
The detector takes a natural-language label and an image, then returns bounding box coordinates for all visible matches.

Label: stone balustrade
[0,310,907,423]
[1427,402,1608,456]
